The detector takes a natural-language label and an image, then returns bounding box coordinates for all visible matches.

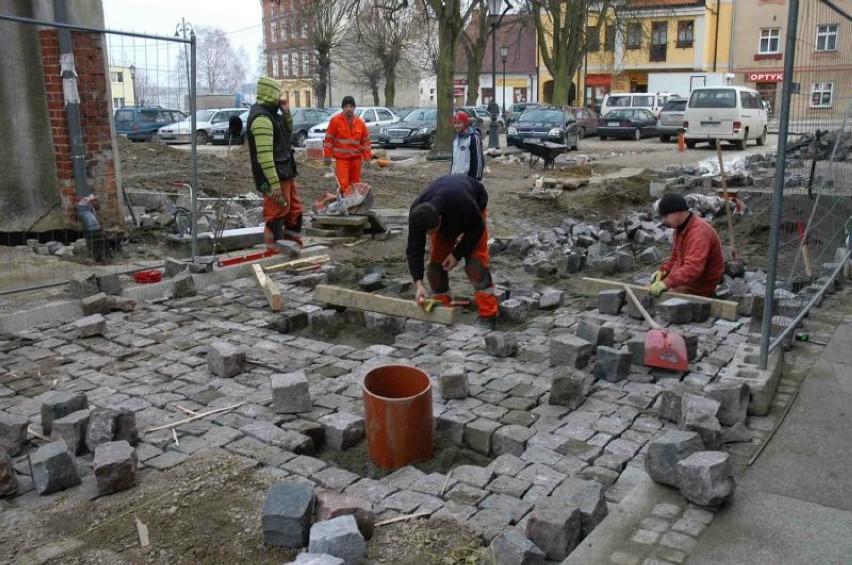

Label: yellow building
[109,65,136,108]
[537,0,733,107]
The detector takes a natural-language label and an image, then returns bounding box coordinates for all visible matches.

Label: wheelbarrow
[522,141,567,170]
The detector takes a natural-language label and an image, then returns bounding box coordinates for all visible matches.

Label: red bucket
[134,269,162,283]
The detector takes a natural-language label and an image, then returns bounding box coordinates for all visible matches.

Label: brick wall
[39,29,120,229]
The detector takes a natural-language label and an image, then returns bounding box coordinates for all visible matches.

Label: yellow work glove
[648,280,667,297]
[650,269,667,284]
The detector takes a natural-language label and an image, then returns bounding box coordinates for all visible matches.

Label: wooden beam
[253,264,282,311]
[580,277,740,321]
[314,285,457,325]
[264,255,330,274]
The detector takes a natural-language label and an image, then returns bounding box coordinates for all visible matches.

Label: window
[689,89,737,109]
[111,72,124,83]
[816,24,838,51]
[302,51,310,75]
[305,91,311,108]
[650,22,668,62]
[760,28,781,54]
[626,22,642,49]
[740,91,761,109]
[294,91,301,107]
[811,82,833,107]
[677,20,694,47]
[377,109,393,121]
[282,53,291,77]
[113,97,125,108]
[586,25,600,51]
[270,21,278,42]
[272,54,279,76]
[605,25,615,51]
[293,52,301,76]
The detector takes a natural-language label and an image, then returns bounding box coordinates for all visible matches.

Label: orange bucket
[362,365,434,469]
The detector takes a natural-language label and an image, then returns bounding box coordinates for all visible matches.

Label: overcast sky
[102,0,264,77]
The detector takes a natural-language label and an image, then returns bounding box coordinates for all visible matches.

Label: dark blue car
[114,106,186,142]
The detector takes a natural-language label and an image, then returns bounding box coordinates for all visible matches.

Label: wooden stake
[375,510,434,527]
[253,264,282,311]
[174,404,200,416]
[27,427,50,442]
[143,401,246,433]
[264,255,330,274]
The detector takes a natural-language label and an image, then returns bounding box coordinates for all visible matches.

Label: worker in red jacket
[649,192,725,297]
[323,96,371,195]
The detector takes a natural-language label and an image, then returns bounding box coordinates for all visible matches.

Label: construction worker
[407,174,498,329]
[323,95,371,195]
[450,111,484,180]
[649,192,725,298]
[247,76,303,250]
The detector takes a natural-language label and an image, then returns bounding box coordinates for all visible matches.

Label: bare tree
[192,26,248,94]
[298,0,356,108]
[460,5,491,106]
[133,69,155,107]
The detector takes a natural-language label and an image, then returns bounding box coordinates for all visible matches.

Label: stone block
[97,273,123,296]
[52,409,91,455]
[526,497,583,560]
[565,252,585,274]
[308,515,366,565]
[499,299,529,323]
[293,554,344,565]
[81,292,110,315]
[207,341,245,378]
[69,272,99,298]
[597,289,625,315]
[30,440,81,495]
[550,334,593,369]
[105,295,137,312]
[677,451,735,507]
[492,425,536,457]
[549,368,587,408]
[718,344,781,416]
[704,383,750,426]
[624,292,654,321]
[645,430,705,487]
[437,410,476,445]
[690,301,711,323]
[364,312,406,335]
[489,528,545,565]
[191,255,217,273]
[64,314,106,339]
[657,298,694,325]
[593,346,631,382]
[0,412,28,456]
[310,309,342,338]
[464,418,502,455]
[681,393,721,420]
[41,391,88,436]
[358,273,384,292]
[575,319,614,350]
[315,492,376,540]
[486,332,519,358]
[681,411,722,450]
[683,333,699,361]
[272,371,312,414]
[639,247,663,263]
[86,408,138,452]
[262,481,315,547]
[551,477,608,537]
[93,441,137,495]
[164,257,189,277]
[172,272,197,298]
[275,240,301,258]
[0,450,18,498]
[319,412,365,450]
[539,291,564,310]
[439,364,469,399]
[615,250,635,272]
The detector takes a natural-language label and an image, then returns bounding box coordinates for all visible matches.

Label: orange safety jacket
[323,113,371,161]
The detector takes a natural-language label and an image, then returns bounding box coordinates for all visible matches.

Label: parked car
[564,106,598,138]
[600,92,681,121]
[597,109,659,140]
[454,106,489,136]
[376,107,438,149]
[683,86,768,149]
[475,105,505,131]
[506,106,580,149]
[506,102,540,126]
[209,110,249,145]
[308,106,399,142]
[209,108,332,146]
[157,108,246,145]
[657,98,688,142]
[390,107,417,120]
[114,106,186,142]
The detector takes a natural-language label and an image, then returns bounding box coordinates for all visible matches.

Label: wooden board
[313,215,370,228]
[314,285,457,325]
[580,277,740,321]
[264,255,330,274]
[253,264,282,311]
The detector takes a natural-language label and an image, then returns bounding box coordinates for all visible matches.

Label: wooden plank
[265,255,330,274]
[253,264,282,311]
[313,215,370,228]
[580,277,740,321]
[314,285,457,325]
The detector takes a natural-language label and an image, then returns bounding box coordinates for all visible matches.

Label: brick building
[261,0,316,107]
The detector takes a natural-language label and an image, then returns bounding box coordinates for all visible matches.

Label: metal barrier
[0,13,197,295]
[760,0,852,366]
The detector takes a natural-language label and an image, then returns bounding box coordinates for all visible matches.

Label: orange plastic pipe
[362,365,434,469]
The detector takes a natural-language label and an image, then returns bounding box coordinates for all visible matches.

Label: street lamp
[500,44,509,117]
[128,64,137,107]
[486,0,506,150]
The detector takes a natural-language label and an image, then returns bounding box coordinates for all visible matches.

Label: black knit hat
[658,193,689,216]
[341,96,356,108]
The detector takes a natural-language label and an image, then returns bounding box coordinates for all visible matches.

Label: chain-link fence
[760,0,852,364]
[0,13,197,297]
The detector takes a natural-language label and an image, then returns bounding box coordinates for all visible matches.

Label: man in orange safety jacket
[323,95,371,195]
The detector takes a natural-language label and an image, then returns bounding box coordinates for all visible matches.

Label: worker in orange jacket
[323,96,371,195]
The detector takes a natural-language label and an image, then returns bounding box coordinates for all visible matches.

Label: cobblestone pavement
[0,266,837,562]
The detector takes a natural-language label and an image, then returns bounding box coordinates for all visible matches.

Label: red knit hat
[452,111,470,125]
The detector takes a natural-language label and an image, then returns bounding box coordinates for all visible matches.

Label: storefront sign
[453,79,468,86]
[453,87,465,96]
[748,71,783,82]
[585,74,611,86]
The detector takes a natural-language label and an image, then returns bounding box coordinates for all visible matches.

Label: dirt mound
[556,170,656,220]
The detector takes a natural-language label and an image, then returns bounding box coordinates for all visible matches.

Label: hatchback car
[564,106,598,138]
[377,107,437,149]
[657,99,687,142]
[506,106,581,149]
[597,109,658,140]
[158,108,246,144]
[114,106,186,142]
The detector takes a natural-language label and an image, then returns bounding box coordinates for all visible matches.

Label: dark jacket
[247,103,296,191]
[661,213,725,296]
[407,175,488,281]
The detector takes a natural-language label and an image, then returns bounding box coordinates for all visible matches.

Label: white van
[600,92,681,120]
[683,86,767,149]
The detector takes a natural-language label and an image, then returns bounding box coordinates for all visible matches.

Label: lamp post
[486,0,505,149]
[128,64,137,107]
[175,18,194,109]
[500,44,509,118]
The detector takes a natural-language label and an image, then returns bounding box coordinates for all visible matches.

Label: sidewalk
[688,295,852,564]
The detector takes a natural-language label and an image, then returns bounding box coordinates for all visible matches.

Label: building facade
[261,0,315,107]
[108,65,135,108]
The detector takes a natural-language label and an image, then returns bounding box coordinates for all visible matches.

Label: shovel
[623,285,689,371]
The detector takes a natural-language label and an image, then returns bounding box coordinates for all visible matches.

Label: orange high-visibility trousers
[263,178,303,249]
[334,158,362,195]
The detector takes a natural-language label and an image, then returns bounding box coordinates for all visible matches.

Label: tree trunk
[384,72,396,107]
[435,22,458,151]
[314,52,330,108]
[371,77,380,106]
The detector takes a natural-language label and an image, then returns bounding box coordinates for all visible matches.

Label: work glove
[650,269,667,284]
[323,157,332,167]
[648,280,667,297]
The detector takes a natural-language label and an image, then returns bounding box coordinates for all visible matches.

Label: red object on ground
[134,270,162,283]
[217,248,278,267]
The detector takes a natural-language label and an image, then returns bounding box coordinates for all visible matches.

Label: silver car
[308,106,399,142]
[657,98,687,142]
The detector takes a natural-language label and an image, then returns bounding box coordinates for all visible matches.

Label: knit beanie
[658,193,689,216]
[341,95,356,108]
